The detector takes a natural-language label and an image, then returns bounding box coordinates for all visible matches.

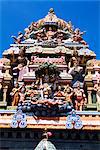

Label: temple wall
[0,128,100,150]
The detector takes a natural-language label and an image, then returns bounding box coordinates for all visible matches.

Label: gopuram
[0,8,100,150]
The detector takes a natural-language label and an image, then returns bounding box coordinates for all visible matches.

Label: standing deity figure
[18,46,27,66]
[54,86,65,99]
[11,83,20,106]
[74,83,87,111]
[68,57,83,85]
[64,84,73,105]
[13,64,28,82]
[19,84,26,103]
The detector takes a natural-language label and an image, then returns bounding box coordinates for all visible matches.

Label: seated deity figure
[94,79,100,104]
[73,82,87,111]
[45,27,56,40]
[44,8,58,22]
[36,30,45,42]
[30,89,40,103]
[73,28,87,45]
[54,86,65,100]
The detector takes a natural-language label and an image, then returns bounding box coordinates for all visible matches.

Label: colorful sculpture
[0,8,100,116]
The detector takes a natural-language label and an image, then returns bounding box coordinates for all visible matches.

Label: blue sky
[0,0,100,59]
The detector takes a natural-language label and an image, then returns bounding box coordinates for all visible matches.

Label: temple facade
[0,8,100,150]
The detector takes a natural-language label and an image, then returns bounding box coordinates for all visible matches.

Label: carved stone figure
[73,28,87,45]
[46,27,55,40]
[73,82,87,111]
[1,8,99,116]
[64,84,73,105]
[18,47,27,66]
[68,57,83,84]
[24,28,30,39]
[64,21,74,33]
[19,84,26,102]
[11,83,20,106]
[11,32,24,44]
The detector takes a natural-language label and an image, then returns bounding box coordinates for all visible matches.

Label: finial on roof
[49,8,55,14]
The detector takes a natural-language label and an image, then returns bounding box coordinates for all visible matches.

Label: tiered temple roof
[0,8,100,131]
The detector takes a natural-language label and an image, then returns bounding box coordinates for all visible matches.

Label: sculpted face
[15,83,19,88]
[66,88,71,94]
[77,83,80,90]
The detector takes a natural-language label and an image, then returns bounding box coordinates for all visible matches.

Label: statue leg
[79,100,83,111]
[75,100,78,110]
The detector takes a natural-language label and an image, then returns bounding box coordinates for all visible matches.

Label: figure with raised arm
[73,28,87,45]
[11,32,24,44]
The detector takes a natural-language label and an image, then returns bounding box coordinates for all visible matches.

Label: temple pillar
[3,86,8,103]
[87,88,92,105]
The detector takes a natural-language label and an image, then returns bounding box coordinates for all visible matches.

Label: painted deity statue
[46,27,56,40]
[11,83,20,106]
[73,28,87,45]
[68,57,83,85]
[73,82,87,111]
[64,84,73,105]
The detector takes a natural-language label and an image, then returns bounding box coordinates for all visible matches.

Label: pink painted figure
[74,82,87,111]
[18,65,28,81]
[13,64,28,81]
[64,84,73,104]
[19,84,26,102]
